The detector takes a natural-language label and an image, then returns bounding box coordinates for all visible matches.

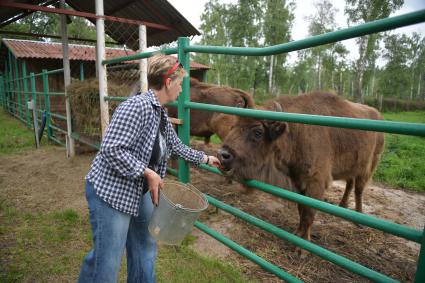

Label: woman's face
[166,76,183,102]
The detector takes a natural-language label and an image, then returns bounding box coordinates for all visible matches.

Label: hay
[67,77,136,141]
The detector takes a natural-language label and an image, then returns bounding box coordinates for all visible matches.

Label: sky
[168,0,425,63]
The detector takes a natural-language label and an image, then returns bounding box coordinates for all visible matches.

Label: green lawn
[374,111,425,192]
[0,111,37,155]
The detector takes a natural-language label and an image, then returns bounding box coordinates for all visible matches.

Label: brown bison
[218,91,385,248]
[167,78,254,144]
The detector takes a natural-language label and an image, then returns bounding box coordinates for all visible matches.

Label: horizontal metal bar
[194,221,303,283]
[50,112,67,121]
[185,102,425,137]
[31,92,48,96]
[102,48,178,65]
[166,167,178,177]
[49,124,67,134]
[71,132,100,150]
[206,195,398,283]
[49,135,64,146]
[46,92,65,97]
[187,10,425,56]
[104,96,127,102]
[199,164,423,243]
[245,179,423,243]
[43,68,64,75]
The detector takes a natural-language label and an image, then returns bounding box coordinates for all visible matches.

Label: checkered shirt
[86,89,205,216]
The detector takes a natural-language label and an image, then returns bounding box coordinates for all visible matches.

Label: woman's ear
[164,77,171,89]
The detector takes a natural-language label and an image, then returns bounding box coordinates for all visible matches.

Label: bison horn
[273,101,282,112]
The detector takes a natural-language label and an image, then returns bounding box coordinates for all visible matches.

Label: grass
[374,111,425,192]
[0,110,37,155]
[0,200,251,283]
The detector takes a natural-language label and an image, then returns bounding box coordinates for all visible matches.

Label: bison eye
[252,128,263,140]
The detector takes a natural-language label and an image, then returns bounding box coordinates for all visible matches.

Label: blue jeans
[78,181,156,283]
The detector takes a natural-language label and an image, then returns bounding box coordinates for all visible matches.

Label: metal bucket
[148,181,208,245]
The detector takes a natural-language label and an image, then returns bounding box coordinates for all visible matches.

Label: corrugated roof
[1,38,210,69]
[0,0,201,49]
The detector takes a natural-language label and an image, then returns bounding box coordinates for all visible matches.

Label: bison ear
[265,121,287,141]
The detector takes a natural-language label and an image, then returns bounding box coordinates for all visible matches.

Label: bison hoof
[295,247,309,259]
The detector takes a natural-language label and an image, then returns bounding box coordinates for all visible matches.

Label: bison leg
[339,179,354,208]
[204,136,211,145]
[354,176,369,213]
[294,182,326,257]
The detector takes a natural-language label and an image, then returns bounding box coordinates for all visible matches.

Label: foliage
[363,96,425,112]
[194,0,295,96]
[374,111,425,192]
[344,0,404,102]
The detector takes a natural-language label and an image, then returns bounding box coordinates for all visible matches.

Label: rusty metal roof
[1,38,210,69]
[0,0,201,49]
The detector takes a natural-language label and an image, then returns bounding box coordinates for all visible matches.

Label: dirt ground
[1,143,424,282]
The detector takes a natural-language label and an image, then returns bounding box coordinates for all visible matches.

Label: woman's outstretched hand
[203,155,221,168]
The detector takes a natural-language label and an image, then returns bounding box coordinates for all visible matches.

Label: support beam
[0,30,117,44]
[0,2,172,30]
[95,0,109,137]
[139,25,148,93]
[60,0,75,157]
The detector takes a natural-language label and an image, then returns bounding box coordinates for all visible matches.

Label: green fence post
[177,37,191,184]
[0,75,4,108]
[42,69,52,140]
[22,60,31,127]
[13,56,22,120]
[7,50,15,115]
[80,62,84,81]
[4,65,9,112]
[414,228,425,283]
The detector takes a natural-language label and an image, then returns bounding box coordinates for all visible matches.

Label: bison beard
[218,91,385,256]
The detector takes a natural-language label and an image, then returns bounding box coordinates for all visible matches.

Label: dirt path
[1,145,424,282]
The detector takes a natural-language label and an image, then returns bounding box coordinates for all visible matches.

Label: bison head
[218,102,290,185]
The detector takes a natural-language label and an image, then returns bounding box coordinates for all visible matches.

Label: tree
[195,0,232,85]
[263,0,295,94]
[306,0,339,90]
[345,0,403,102]
[379,33,411,99]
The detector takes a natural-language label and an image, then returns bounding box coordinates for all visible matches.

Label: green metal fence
[100,9,425,283]
[0,60,89,148]
[1,8,424,283]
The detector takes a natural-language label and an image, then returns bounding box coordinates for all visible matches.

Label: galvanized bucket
[148,181,208,245]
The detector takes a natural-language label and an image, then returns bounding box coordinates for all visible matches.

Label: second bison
[218,91,384,248]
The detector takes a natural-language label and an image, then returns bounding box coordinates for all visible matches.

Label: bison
[218,91,385,250]
[167,78,255,144]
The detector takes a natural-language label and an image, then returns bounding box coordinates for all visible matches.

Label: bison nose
[218,148,233,166]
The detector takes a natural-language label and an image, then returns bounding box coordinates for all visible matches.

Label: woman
[78,54,221,283]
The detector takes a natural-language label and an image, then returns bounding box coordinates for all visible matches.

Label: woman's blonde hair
[147,54,186,90]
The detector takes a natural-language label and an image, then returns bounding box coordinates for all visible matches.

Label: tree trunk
[410,68,415,100]
[269,55,274,94]
[316,54,322,90]
[354,36,368,102]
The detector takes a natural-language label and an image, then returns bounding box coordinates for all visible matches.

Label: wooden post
[139,24,148,93]
[60,0,75,157]
[95,0,109,137]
